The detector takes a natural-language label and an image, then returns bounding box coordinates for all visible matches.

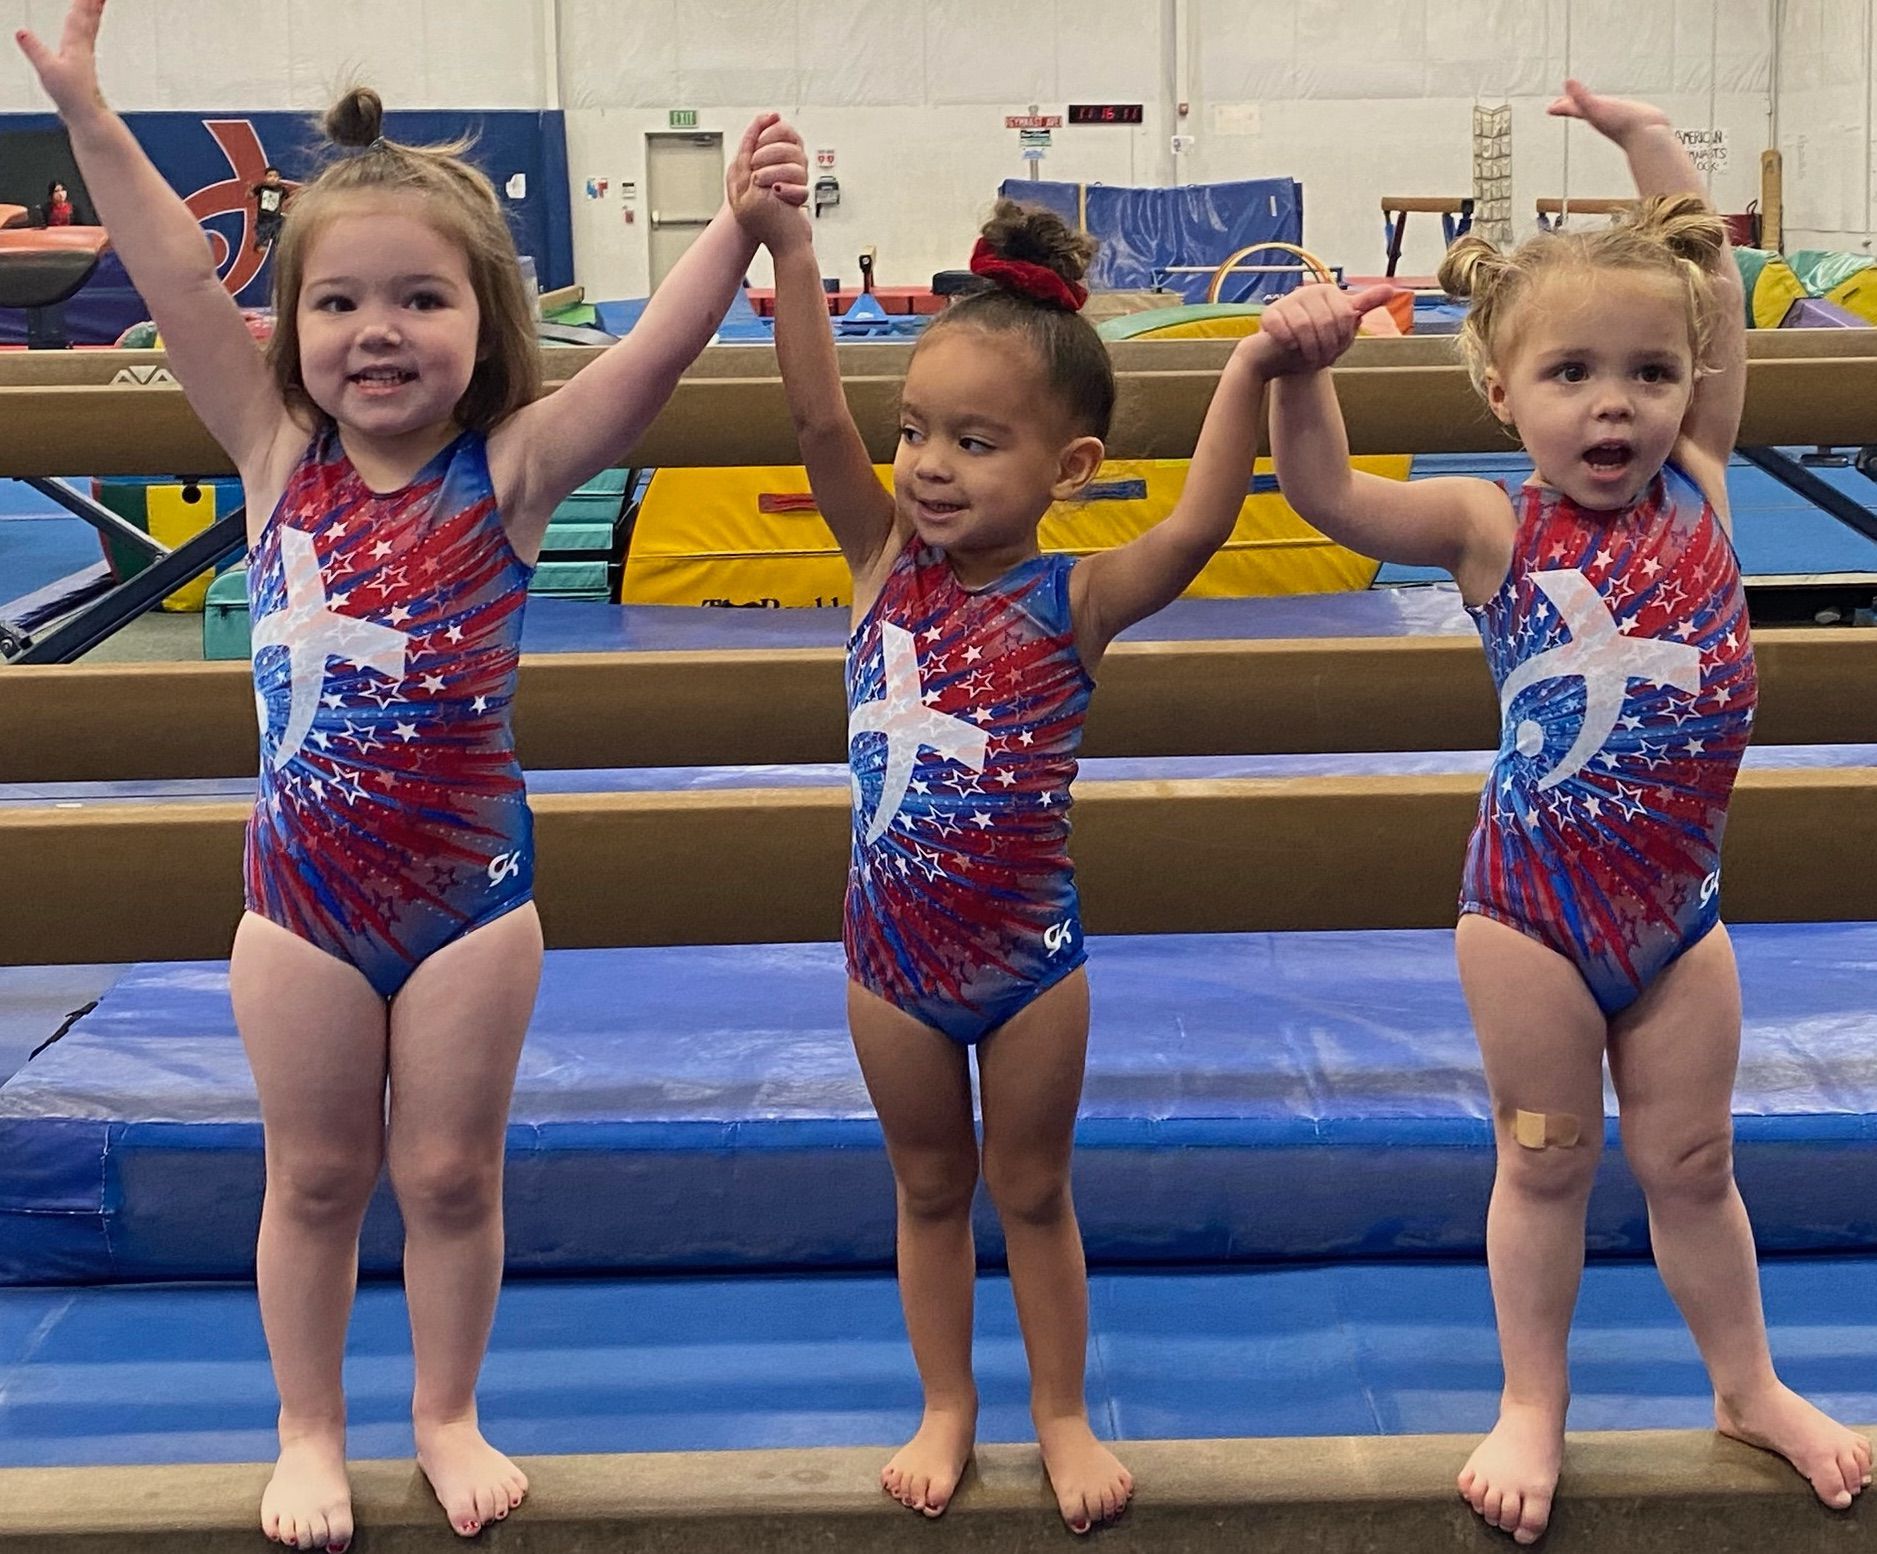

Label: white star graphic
[1501,569,1701,791]
[848,622,990,845]
[250,529,408,770]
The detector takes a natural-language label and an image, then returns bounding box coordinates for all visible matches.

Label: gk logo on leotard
[1499,570,1702,791]
[848,621,989,844]
[487,852,522,887]
[1699,871,1719,908]
[1043,920,1074,954]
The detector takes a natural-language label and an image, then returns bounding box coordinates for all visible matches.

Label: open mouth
[350,367,416,391]
[1582,441,1634,475]
[916,497,966,520]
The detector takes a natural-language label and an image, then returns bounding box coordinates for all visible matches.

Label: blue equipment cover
[1,110,571,344]
[6,1254,1876,1466]
[1000,178,1303,303]
[5,925,1877,1284]
[516,585,1477,654]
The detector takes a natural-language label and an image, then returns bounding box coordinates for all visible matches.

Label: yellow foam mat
[1750,255,1807,330]
[1825,272,1877,326]
[620,458,1399,607]
[144,484,227,611]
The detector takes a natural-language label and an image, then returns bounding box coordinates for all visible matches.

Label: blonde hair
[265,87,541,434]
[1438,193,1729,396]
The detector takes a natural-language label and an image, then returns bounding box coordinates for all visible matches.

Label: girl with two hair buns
[1259,78,1872,1546]
[735,181,1299,1530]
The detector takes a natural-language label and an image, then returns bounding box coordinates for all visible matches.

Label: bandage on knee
[1511,1108,1582,1150]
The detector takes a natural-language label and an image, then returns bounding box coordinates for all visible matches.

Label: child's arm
[1263,284,1508,594]
[16,2,289,477]
[763,210,898,575]
[1072,331,1281,657]
[1549,80,1746,484]
[492,113,809,546]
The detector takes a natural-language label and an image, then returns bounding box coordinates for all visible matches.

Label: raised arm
[1549,80,1746,479]
[492,113,809,549]
[762,215,898,573]
[17,1,287,474]
[1073,331,1279,656]
[1264,284,1508,596]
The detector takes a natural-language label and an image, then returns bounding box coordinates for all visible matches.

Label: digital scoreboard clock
[1067,103,1144,125]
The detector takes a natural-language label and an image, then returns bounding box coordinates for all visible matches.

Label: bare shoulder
[1448,475,1520,606]
[238,411,319,549]
[482,406,541,524]
[844,517,915,631]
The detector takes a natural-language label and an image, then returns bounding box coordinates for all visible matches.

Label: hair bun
[323,87,385,150]
[978,197,1097,288]
[1437,233,1512,302]
[1625,192,1727,269]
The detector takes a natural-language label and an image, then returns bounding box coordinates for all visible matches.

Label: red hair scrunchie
[968,237,1088,311]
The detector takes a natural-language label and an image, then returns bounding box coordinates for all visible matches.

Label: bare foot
[1716,1383,1874,1510]
[880,1403,977,1517]
[1036,1413,1132,1535]
[261,1424,353,1552]
[1457,1402,1565,1546]
[414,1414,529,1538]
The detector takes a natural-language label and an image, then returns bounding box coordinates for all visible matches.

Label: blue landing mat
[520,584,1474,655]
[0,512,105,603]
[1377,452,1877,586]
[3,1256,1875,1467]
[4,742,1873,810]
[6,926,1877,1284]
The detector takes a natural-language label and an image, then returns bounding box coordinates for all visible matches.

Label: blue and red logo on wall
[0,108,571,345]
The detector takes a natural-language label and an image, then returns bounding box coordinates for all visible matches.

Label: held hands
[727,112,811,251]
[15,0,109,123]
[1547,78,1670,147]
[1252,283,1399,375]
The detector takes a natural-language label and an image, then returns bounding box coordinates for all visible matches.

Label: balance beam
[7,766,1875,965]
[2,329,1870,391]
[4,354,1875,476]
[0,1428,1860,1553]
[3,630,1870,784]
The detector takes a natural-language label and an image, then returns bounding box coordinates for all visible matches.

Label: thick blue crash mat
[5,925,1877,1283]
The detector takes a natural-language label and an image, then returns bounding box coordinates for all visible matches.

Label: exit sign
[669,109,698,129]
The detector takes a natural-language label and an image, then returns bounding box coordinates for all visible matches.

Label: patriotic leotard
[1461,461,1756,1015]
[244,422,535,998]
[845,536,1093,1043]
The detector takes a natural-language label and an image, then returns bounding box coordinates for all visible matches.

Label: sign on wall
[1674,128,1728,173]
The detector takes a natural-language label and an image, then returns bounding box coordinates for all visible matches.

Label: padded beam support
[3,630,1870,783]
[4,354,1875,475]
[0,1429,1866,1554]
[6,767,1875,965]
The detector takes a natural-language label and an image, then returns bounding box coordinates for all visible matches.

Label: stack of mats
[6,884,1877,1284]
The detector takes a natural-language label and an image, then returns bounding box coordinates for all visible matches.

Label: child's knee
[1496,1105,1601,1199]
[268,1148,382,1228]
[895,1150,979,1224]
[1624,1126,1735,1205]
[981,1153,1072,1229]
[390,1149,503,1231]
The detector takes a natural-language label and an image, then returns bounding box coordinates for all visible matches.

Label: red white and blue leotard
[1461,461,1757,1016]
[244,421,535,998]
[845,536,1093,1043]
